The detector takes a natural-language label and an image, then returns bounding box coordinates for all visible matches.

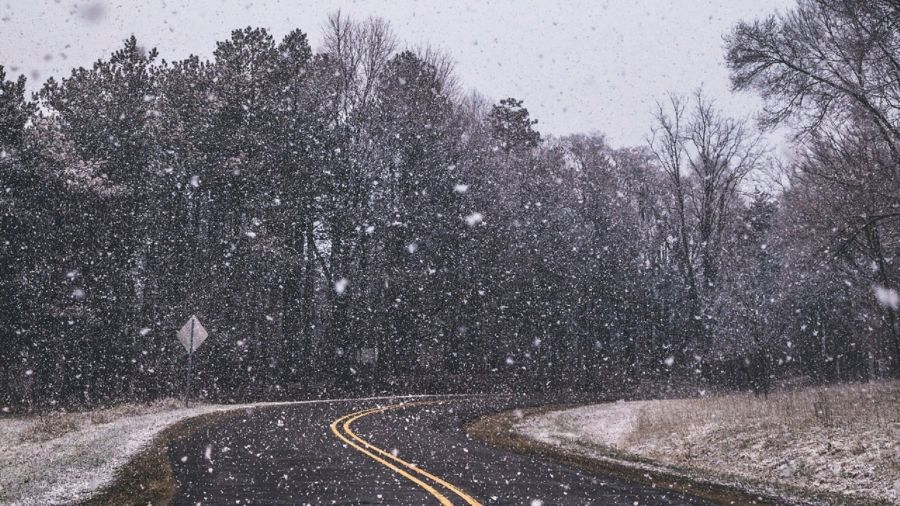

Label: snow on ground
[516,381,900,505]
[0,394,449,505]
[0,400,242,505]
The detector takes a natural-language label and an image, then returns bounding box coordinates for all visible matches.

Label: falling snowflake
[873,285,899,310]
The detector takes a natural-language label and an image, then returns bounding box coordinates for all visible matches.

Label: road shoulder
[466,405,834,506]
[79,408,248,506]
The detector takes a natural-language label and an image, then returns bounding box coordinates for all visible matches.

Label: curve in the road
[168,396,716,504]
[331,401,483,506]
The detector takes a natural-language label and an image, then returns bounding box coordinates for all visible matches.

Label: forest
[1,0,898,410]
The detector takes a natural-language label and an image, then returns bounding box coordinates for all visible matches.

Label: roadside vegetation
[2,0,898,412]
[0,399,227,504]
[511,381,900,505]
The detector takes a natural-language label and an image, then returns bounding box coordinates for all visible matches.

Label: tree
[727,0,900,374]
[489,98,541,153]
[0,66,38,407]
[648,91,765,365]
[726,0,900,156]
[710,193,780,394]
[33,36,164,403]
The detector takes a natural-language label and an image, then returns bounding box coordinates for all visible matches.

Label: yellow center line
[330,402,483,506]
[342,403,483,506]
[330,406,453,505]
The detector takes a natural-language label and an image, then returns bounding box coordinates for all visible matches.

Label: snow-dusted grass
[0,399,238,505]
[0,393,455,505]
[516,381,900,505]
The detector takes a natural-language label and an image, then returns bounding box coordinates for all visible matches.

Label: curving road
[167,396,714,505]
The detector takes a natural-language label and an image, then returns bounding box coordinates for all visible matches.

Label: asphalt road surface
[167,396,714,505]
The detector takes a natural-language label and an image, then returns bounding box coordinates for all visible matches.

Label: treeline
[1,2,898,410]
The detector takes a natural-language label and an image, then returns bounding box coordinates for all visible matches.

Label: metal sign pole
[186,318,194,408]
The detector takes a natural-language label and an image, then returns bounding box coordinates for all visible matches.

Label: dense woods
[1,1,898,410]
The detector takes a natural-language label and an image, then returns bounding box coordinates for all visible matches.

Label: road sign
[177,315,208,353]
[177,315,208,408]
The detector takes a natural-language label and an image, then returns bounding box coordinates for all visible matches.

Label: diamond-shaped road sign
[177,315,208,353]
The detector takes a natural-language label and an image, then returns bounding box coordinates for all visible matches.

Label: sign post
[177,315,208,407]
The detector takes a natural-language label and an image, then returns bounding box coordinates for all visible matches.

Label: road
[167,396,714,505]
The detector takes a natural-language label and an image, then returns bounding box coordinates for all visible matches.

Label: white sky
[0,0,794,147]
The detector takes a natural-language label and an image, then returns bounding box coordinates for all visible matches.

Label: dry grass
[631,380,900,443]
[17,398,185,443]
[514,380,900,504]
[19,412,82,442]
[623,381,900,504]
[466,406,783,505]
[1,398,225,505]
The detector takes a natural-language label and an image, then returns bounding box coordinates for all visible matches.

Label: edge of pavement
[464,404,871,506]
[79,407,241,506]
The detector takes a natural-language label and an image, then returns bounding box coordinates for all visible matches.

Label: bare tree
[323,11,398,117]
[413,45,461,100]
[649,91,765,357]
[727,0,900,374]
[726,0,900,158]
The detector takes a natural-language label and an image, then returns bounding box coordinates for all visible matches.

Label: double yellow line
[329,402,482,506]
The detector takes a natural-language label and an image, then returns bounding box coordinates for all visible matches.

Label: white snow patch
[1,402,226,505]
[873,285,899,310]
[515,382,900,505]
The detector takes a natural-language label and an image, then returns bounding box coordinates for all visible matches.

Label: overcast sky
[0,0,794,147]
